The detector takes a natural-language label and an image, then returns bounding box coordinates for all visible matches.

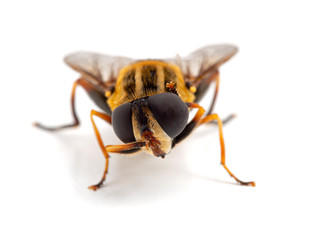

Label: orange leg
[191,69,220,115]
[34,79,82,130]
[205,71,235,123]
[34,78,112,131]
[186,103,255,186]
[212,114,237,125]
[89,110,144,191]
[206,70,220,116]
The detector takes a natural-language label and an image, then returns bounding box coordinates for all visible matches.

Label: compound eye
[112,102,135,143]
[148,92,189,138]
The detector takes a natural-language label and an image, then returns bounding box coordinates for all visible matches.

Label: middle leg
[173,102,255,186]
[200,112,255,186]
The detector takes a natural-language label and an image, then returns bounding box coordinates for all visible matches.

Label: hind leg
[34,78,111,131]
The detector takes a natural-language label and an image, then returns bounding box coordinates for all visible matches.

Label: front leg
[89,109,145,191]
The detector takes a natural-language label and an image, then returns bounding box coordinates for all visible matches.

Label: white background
[1,1,319,239]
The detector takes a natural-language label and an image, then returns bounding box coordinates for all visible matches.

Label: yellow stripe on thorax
[107,60,195,111]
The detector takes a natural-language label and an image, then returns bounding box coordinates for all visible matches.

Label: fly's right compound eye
[112,102,136,143]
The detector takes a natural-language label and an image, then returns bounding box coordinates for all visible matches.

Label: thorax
[107,60,194,111]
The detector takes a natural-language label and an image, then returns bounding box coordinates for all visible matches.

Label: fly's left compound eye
[148,92,189,138]
[112,102,136,143]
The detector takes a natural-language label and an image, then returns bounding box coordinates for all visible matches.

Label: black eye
[148,92,189,138]
[112,103,136,143]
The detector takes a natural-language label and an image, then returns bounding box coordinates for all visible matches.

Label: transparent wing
[167,44,238,84]
[65,45,237,90]
[64,52,134,91]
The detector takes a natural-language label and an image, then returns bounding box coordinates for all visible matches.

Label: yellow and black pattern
[107,60,195,111]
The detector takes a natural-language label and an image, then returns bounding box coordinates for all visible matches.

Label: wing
[64,52,134,91]
[167,44,238,85]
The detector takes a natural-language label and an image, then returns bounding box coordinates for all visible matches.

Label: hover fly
[35,44,255,190]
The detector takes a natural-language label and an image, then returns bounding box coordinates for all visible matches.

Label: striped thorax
[107,60,195,111]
